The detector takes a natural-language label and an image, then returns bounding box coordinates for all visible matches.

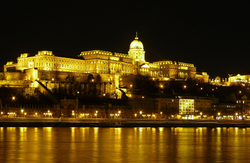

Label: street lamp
[95,111,98,118]
[21,109,24,117]
[235,112,238,120]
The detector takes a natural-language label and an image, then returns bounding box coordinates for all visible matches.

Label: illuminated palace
[2,34,209,98]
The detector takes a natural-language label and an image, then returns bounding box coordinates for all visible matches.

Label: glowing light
[183,85,186,89]
[140,111,142,114]
[141,64,150,68]
[12,96,15,101]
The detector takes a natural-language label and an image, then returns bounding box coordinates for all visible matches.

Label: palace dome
[130,36,144,49]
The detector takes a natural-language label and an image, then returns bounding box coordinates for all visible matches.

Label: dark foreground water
[1,127,250,163]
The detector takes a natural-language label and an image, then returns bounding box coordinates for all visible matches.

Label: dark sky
[1,1,250,78]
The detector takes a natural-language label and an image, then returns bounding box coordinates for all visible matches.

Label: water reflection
[1,127,250,163]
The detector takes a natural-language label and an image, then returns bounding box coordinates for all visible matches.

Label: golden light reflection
[7,127,16,131]
[134,127,137,136]
[20,127,27,141]
[43,127,52,143]
[234,127,238,136]
[45,127,52,131]
[0,127,4,141]
[1,127,250,162]
[242,128,246,134]
[71,127,75,141]
[195,127,206,137]
[94,127,99,142]
[115,128,122,144]
[34,127,38,141]
[215,127,222,160]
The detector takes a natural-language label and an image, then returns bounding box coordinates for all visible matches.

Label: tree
[132,74,158,97]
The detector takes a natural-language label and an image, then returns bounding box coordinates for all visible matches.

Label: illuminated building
[2,34,209,98]
[129,96,212,119]
[228,74,250,85]
[211,74,250,86]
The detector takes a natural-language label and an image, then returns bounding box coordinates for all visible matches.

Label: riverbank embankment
[1,118,250,127]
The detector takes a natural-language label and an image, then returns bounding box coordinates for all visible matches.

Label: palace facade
[2,34,209,98]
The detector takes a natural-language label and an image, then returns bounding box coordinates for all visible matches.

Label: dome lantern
[129,33,144,50]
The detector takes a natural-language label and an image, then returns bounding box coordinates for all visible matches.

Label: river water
[1,127,250,163]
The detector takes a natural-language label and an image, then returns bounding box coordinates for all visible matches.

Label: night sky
[1,1,250,78]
